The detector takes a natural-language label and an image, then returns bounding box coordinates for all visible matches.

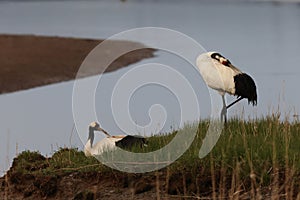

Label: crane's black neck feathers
[234,73,257,106]
[210,52,231,66]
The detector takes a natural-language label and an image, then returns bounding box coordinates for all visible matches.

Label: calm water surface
[0,1,300,175]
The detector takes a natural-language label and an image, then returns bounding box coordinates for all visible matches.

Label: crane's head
[208,51,231,67]
[89,121,111,137]
[89,121,101,130]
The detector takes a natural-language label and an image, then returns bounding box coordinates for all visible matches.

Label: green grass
[10,116,300,199]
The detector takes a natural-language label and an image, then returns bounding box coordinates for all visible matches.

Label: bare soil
[0,154,211,200]
[0,34,155,94]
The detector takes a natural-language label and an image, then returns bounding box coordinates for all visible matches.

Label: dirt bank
[0,149,211,200]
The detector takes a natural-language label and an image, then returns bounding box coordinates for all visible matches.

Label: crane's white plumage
[84,136,123,156]
[196,51,257,122]
[197,52,240,95]
[84,122,146,156]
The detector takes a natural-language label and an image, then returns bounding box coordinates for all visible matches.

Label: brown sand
[0,34,155,94]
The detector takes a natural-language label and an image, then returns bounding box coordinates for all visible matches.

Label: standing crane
[196,52,257,122]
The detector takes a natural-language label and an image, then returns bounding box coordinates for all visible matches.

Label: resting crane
[84,122,146,156]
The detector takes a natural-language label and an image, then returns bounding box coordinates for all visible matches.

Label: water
[1,1,300,175]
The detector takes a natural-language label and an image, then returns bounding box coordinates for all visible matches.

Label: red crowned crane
[84,122,146,156]
[196,52,257,122]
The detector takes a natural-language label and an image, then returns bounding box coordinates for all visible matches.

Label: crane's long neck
[88,127,95,148]
[84,127,95,156]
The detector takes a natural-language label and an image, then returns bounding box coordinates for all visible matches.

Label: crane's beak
[96,127,111,137]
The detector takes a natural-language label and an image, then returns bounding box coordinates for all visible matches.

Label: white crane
[84,122,146,156]
[196,52,257,122]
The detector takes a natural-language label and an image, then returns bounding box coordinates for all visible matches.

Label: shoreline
[0,34,155,94]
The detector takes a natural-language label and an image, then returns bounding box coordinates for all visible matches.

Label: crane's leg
[226,97,243,109]
[221,95,227,123]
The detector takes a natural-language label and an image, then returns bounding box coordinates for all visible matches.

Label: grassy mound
[1,117,300,199]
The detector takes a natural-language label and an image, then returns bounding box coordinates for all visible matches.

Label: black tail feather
[115,135,147,149]
[233,73,257,106]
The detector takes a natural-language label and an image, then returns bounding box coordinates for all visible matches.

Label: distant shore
[0,34,155,94]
